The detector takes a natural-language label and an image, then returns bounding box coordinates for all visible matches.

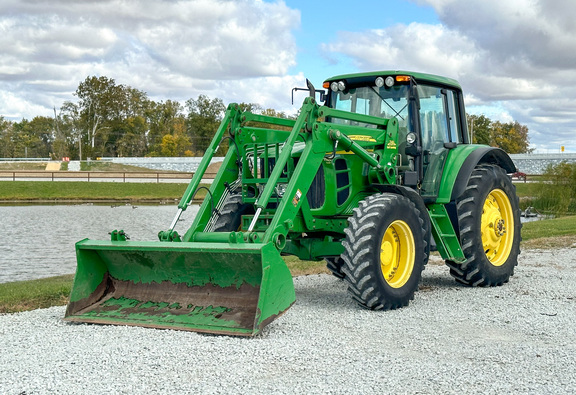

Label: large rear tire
[341,193,428,310]
[446,165,521,286]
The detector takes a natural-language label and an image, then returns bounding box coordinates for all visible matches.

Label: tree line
[0,76,532,160]
[0,76,290,160]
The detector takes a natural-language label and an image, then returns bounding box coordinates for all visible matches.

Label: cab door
[417,85,464,198]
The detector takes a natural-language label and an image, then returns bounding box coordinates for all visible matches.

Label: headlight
[385,76,395,87]
[406,132,417,144]
[329,80,347,92]
[375,77,385,87]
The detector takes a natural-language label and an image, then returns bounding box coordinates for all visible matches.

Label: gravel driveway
[1,249,575,394]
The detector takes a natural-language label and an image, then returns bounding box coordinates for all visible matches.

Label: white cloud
[322,23,477,79]
[323,0,576,152]
[0,0,301,119]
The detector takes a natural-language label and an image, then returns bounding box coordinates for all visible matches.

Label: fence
[0,171,218,183]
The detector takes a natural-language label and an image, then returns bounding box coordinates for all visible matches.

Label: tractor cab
[322,71,469,198]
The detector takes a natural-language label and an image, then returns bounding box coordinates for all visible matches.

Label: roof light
[323,82,330,89]
[330,82,339,92]
[337,81,346,91]
[385,76,395,87]
[375,77,385,87]
[396,75,411,82]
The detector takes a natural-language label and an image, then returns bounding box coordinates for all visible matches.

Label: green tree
[26,116,55,158]
[10,117,54,158]
[185,95,225,153]
[116,116,148,157]
[467,114,532,153]
[52,108,71,160]
[0,117,16,157]
[59,101,83,159]
[146,100,185,156]
[467,114,491,145]
[159,121,191,157]
[491,121,532,154]
[71,76,149,158]
[160,134,178,156]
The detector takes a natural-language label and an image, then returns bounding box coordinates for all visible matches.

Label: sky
[1,0,575,153]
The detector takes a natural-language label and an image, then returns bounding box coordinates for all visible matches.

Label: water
[1,204,545,284]
[0,204,199,284]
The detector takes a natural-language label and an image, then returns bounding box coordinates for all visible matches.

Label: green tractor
[64,71,521,336]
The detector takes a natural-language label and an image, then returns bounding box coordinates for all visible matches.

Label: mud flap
[64,239,295,336]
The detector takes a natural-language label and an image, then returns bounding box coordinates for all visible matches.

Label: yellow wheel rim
[380,220,415,288]
[481,189,514,266]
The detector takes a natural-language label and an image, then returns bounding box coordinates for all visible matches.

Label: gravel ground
[1,249,575,394]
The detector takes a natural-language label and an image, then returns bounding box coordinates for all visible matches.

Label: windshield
[329,84,411,129]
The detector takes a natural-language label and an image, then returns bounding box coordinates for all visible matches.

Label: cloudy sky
[1,0,574,153]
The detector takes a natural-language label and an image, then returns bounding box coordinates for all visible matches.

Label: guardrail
[0,171,218,182]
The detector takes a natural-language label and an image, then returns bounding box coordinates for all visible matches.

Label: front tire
[447,165,521,286]
[341,193,428,310]
[325,256,345,279]
[212,192,254,232]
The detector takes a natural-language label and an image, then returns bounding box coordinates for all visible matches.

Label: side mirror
[292,79,327,104]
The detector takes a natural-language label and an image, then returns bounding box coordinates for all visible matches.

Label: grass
[0,162,48,170]
[521,216,576,240]
[0,274,73,314]
[283,256,330,276]
[520,215,576,249]
[513,182,539,198]
[0,181,200,202]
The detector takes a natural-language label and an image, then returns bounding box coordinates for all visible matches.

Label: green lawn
[0,181,195,201]
[0,274,74,313]
[521,215,576,241]
[513,182,539,198]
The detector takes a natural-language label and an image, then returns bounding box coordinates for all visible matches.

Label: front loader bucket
[64,239,295,336]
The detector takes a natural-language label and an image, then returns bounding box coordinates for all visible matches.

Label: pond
[0,204,199,284]
[1,204,543,284]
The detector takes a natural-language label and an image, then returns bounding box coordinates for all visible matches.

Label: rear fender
[437,146,516,203]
